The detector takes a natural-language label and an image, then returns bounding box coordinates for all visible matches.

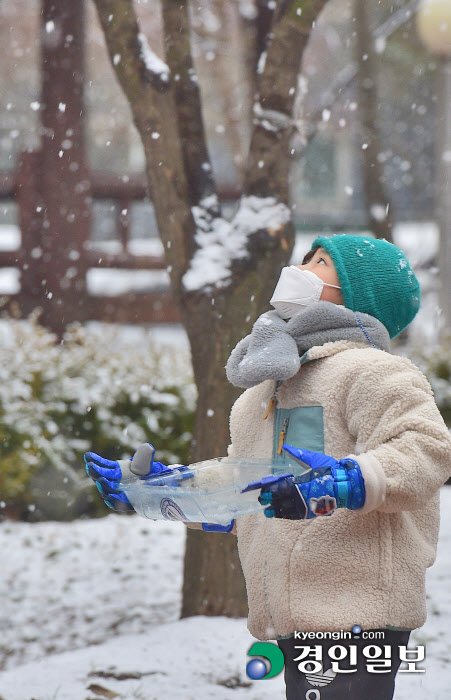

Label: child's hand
[84,443,168,512]
[258,446,366,520]
[85,452,134,512]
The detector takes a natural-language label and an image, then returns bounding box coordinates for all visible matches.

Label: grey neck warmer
[225,301,391,389]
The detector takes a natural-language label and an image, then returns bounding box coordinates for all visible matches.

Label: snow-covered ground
[0,488,450,700]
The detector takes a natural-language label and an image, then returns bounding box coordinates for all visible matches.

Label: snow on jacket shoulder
[229,341,451,639]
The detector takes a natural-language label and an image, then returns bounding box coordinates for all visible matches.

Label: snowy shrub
[0,317,195,518]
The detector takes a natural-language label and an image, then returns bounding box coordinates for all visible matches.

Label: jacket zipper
[265,381,290,463]
[263,397,275,420]
[277,417,290,455]
[264,380,282,420]
[263,380,287,634]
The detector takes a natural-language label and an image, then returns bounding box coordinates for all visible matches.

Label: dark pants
[277,629,411,700]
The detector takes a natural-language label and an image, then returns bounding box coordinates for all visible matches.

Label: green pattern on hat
[311,234,421,338]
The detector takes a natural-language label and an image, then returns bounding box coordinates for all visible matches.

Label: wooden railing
[0,154,180,327]
[0,152,246,329]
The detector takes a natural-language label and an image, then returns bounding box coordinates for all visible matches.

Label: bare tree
[93,0,329,617]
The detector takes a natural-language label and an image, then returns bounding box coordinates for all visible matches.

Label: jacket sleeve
[344,352,451,514]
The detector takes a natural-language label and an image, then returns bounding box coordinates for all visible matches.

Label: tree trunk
[355,0,394,240]
[93,0,330,619]
[38,0,91,332]
[180,298,246,618]
[436,58,451,337]
[181,266,293,617]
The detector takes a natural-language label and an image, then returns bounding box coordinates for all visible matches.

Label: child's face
[297,248,344,305]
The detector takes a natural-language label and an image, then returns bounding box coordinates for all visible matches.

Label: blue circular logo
[246,659,267,680]
[352,625,362,635]
[160,498,187,521]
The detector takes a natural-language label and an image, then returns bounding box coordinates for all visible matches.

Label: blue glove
[85,443,168,512]
[259,445,365,520]
[85,443,235,532]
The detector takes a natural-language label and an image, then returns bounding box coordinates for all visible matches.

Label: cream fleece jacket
[228,341,451,640]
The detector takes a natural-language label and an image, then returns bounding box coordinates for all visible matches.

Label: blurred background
[0,1,449,331]
[0,1,450,696]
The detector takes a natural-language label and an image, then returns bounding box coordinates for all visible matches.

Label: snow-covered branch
[253,101,295,134]
[182,195,291,292]
[137,32,170,86]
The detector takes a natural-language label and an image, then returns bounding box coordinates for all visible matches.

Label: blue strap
[342,458,366,509]
[354,315,378,349]
[141,465,195,483]
[202,520,235,533]
[332,466,350,508]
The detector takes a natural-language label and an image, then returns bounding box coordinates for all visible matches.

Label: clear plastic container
[120,457,308,525]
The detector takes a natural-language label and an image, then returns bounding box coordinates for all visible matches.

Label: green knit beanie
[310,234,421,338]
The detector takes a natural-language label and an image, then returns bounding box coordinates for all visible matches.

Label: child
[86,234,451,700]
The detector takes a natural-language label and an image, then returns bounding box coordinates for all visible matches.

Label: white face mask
[270,266,342,320]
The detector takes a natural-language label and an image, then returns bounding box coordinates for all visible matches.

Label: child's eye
[318,258,326,265]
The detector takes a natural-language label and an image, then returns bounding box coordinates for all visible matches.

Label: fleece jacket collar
[299,339,375,365]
